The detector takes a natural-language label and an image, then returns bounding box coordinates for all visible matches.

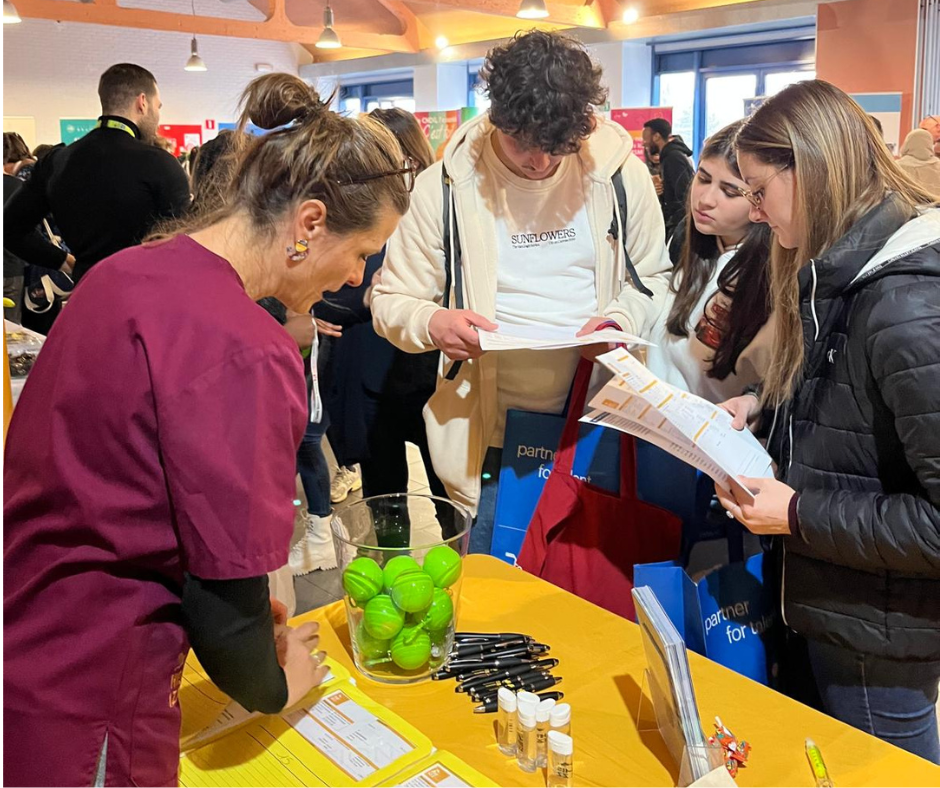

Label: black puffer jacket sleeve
[796,279,940,576]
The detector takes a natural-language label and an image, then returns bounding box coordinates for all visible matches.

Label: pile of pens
[433,631,563,713]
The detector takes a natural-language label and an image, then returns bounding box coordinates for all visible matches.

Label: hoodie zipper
[809,259,820,341]
[783,261,819,628]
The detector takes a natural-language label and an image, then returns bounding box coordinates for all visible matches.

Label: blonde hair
[735,80,937,406]
[163,73,409,238]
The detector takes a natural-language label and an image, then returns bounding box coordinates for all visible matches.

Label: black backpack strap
[609,170,653,298]
[441,165,464,381]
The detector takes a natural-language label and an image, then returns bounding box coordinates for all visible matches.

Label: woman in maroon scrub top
[3,74,411,787]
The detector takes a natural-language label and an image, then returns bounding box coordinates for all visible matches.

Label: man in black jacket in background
[643,118,694,239]
[4,64,190,282]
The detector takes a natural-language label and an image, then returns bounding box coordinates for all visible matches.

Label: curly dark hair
[481,30,607,155]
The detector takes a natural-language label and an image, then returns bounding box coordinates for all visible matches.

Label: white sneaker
[330,465,362,504]
[288,513,338,576]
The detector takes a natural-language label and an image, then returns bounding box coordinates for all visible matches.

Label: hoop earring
[287,239,309,262]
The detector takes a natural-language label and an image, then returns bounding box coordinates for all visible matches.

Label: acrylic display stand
[636,669,726,788]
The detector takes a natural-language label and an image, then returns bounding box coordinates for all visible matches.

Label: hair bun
[239,73,323,131]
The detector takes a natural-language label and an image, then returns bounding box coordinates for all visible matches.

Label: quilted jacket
[767,195,940,661]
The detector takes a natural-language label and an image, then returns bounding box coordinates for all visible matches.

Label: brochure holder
[636,669,725,787]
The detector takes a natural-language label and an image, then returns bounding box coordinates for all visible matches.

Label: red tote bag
[518,359,682,619]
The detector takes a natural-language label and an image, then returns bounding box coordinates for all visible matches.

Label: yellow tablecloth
[293,555,938,787]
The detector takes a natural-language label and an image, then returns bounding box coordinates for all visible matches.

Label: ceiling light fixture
[184,1,207,71]
[435,35,449,50]
[3,1,22,24]
[185,37,208,71]
[316,3,342,49]
[516,0,549,20]
[622,5,639,24]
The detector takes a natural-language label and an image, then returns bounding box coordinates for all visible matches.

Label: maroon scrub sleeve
[158,342,307,580]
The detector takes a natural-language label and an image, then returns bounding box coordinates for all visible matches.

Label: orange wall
[816,0,919,138]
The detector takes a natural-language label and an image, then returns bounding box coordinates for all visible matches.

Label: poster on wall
[415,110,461,160]
[610,107,674,162]
[157,124,203,156]
[850,92,902,155]
[59,119,97,145]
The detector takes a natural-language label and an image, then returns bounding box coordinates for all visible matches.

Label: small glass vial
[547,731,574,788]
[535,698,555,768]
[497,688,518,756]
[516,707,538,773]
[550,702,571,736]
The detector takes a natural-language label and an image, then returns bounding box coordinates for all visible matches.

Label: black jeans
[360,389,456,543]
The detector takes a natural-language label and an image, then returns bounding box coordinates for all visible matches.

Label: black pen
[452,639,527,657]
[455,632,531,642]
[473,691,564,714]
[453,659,535,678]
[453,652,531,666]
[473,675,562,699]
[466,670,556,697]
[458,660,558,691]
[459,668,551,694]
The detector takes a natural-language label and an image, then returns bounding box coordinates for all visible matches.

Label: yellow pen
[805,738,833,787]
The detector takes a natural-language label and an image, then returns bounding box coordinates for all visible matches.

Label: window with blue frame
[653,37,815,159]
[467,61,490,111]
[338,79,415,115]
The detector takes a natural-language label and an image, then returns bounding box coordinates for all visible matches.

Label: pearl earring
[287,239,309,262]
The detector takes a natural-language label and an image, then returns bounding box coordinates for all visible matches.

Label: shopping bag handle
[554,357,638,500]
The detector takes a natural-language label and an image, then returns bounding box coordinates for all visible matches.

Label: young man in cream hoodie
[372,31,671,552]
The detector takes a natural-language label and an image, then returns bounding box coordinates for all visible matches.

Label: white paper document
[583,349,773,502]
[478,323,651,352]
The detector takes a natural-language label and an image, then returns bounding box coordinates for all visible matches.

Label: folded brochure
[583,349,773,503]
[478,324,650,352]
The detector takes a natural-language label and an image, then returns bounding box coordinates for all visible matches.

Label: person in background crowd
[920,115,940,159]
[31,143,54,161]
[718,80,940,763]
[3,132,74,325]
[3,72,411,786]
[897,128,940,194]
[643,117,695,239]
[646,120,773,403]
[373,31,669,552]
[154,134,176,155]
[4,63,190,282]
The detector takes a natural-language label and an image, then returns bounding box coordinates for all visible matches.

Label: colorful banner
[157,124,203,156]
[610,107,674,161]
[59,118,97,145]
[414,110,461,160]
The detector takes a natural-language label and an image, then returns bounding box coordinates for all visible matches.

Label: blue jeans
[297,411,331,518]
[469,448,502,555]
[807,639,940,764]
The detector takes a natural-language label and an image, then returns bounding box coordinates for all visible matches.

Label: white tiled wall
[2,14,309,146]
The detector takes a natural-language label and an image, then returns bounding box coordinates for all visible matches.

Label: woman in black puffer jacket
[716,80,940,763]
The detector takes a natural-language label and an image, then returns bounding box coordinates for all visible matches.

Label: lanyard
[309,318,322,424]
[95,119,137,138]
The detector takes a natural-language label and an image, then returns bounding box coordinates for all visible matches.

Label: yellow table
[295,555,938,787]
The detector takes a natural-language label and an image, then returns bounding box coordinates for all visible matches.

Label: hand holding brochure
[478,324,650,352]
[583,349,773,503]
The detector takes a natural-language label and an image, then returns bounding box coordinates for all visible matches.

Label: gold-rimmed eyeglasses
[734,166,788,208]
[334,157,418,193]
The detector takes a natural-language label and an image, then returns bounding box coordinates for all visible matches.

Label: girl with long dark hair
[645,120,773,402]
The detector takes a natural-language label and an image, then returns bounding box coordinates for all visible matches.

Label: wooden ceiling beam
[418,0,607,29]
[12,0,421,54]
